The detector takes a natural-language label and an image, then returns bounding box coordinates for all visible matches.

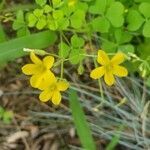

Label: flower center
[37,64,47,73]
[105,63,113,73]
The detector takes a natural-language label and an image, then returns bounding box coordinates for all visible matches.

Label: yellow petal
[51,91,61,105]
[43,56,54,69]
[22,64,39,75]
[39,90,52,102]
[57,81,69,91]
[30,52,42,64]
[90,67,105,79]
[30,74,42,88]
[113,65,128,77]
[104,72,115,86]
[111,52,125,65]
[38,74,57,90]
[97,50,110,65]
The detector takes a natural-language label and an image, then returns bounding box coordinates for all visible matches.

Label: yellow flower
[90,50,128,86]
[22,52,55,88]
[39,77,69,105]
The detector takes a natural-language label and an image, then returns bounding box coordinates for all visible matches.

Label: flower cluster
[22,52,69,105]
[22,50,128,105]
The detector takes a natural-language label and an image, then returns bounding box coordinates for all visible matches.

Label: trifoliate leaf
[106,2,124,27]
[127,9,144,31]
[36,18,47,30]
[70,9,85,29]
[88,0,107,15]
[91,16,110,33]
[44,5,53,13]
[48,19,58,30]
[101,40,117,53]
[28,13,37,27]
[69,48,85,64]
[143,20,150,37]
[35,0,47,6]
[58,42,70,58]
[52,0,62,8]
[139,2,150,18]
[53,10,63,20]
[33,9,43,17]
[118,44,135,54]
[71,35,85,48]
[58,18,69,30]
[114,29,133,44]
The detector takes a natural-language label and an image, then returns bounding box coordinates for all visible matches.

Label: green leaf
[58,42,70,58]
[28,13,37,27]
[118,44,135,54]
[33,9,43,17]
[53,10,63,20]
[127,9,144,31]
[13,10,25,30]
[35,0,47,6]
[114,29,133,44]
[44,5,53,13]
[36,18,47,30]
[69,89,96,150]
[101,40,117,53]
[71,35,85,48]
[106,2,124,27]
[88,0,107,15]
[91,16,110,33]
[143,20,150,37]
[139,2,150,18]
[69,48,85,64]
[0,30,57,64]
[17,27,30,37]
[70,9,85,29]
[52,0,62,8]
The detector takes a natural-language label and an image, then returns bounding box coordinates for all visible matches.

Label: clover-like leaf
[35,0,47,6]
[33,9,43,17]
[91,16,110,33]
[118,44,135,54]
[52,0,62,8]
[69,48,85,64]
[101,40,117,53]
[44,5,53,13]
[58,18,69,30]
[88,0,107,15]
[36,18,47,30]
[139,2,150,18]
[28,13,37,27]
[114,29,133,44]
[53,10,63,20]
[143,20,150,37]
[106,2,124,27]
[70,9,85,29]
[71,35,85,48]
[127,9,144,31]
[58,42,70,58]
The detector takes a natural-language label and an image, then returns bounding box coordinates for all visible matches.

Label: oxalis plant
[0,0,150,149]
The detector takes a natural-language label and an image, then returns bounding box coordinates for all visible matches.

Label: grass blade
[0,30,57,64]
[69,89,96,150]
